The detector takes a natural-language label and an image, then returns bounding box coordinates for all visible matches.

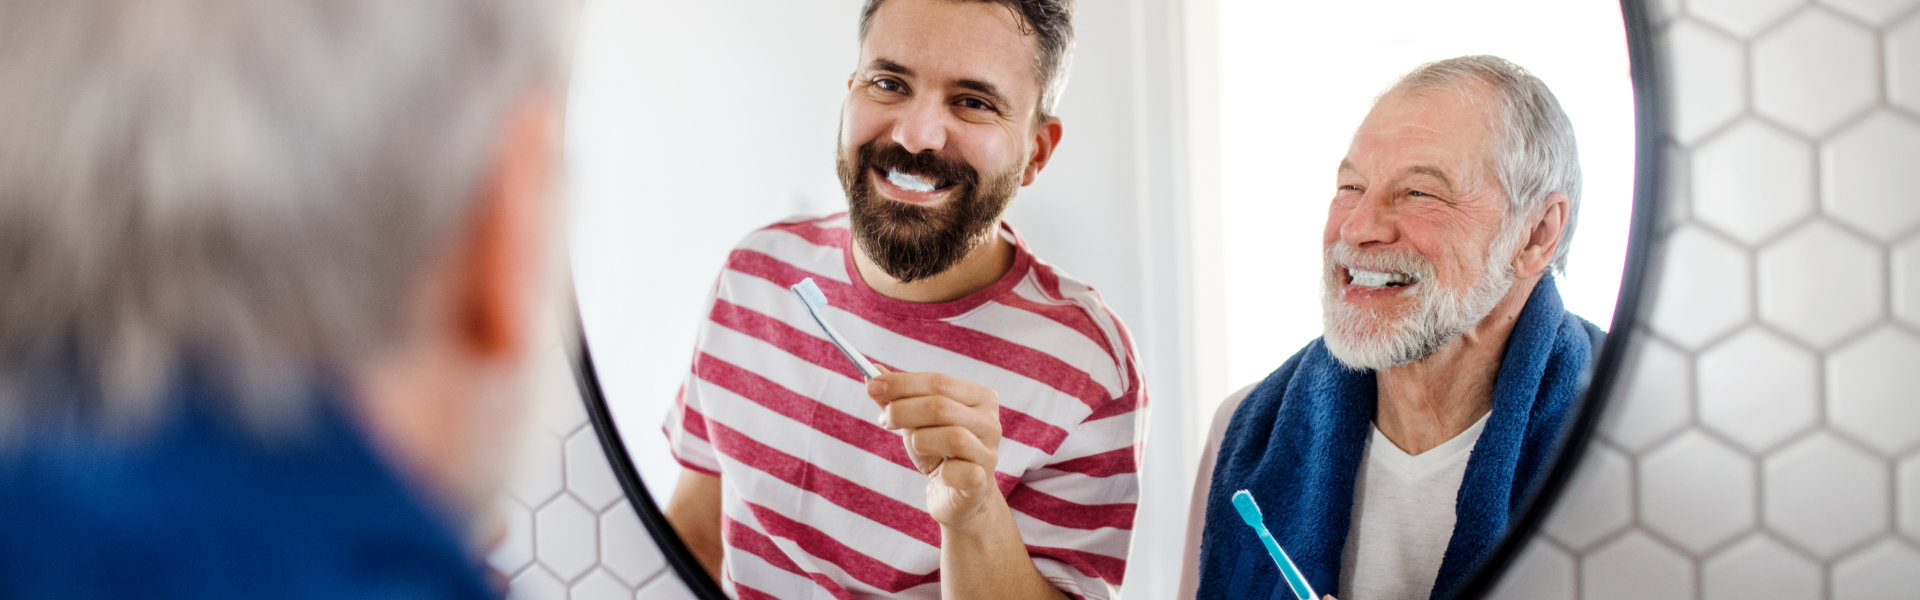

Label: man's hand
[867,368,1002,526]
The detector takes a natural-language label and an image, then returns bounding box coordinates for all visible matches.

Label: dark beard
[836,140,1020,283]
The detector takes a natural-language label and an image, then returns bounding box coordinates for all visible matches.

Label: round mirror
[565,0,1661,597]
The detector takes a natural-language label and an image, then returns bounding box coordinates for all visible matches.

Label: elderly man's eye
[1408,189,1432,197]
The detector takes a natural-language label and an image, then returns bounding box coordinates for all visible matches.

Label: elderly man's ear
[452,91,559,362]
[1513,192,1570,279]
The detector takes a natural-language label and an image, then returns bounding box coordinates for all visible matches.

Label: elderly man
[1182,56,1601,600]
[661,1,1144,598]
[0,1,567,597]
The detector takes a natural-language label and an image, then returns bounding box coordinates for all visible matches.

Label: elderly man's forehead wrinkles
[1408,165,1457,193]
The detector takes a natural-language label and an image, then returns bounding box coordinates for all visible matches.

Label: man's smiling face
[1320,84,1523,369]
[836,0,1051,283]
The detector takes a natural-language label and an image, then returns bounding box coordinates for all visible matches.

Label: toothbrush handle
[1256,531,1317,600]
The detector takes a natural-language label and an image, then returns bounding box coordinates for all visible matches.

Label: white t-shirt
[1180,385,1487,600]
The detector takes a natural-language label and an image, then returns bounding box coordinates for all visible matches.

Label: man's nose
[1338,191,1398,247]
[890,97,949,155]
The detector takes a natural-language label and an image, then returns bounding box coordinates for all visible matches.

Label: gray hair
[0,0,569,438]
[1387,55,1583,274]
[859,0,1076,121]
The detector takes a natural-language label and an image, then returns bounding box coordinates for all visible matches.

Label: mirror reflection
[569,0,1636,598]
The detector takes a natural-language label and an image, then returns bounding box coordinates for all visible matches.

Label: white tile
[1601,337,1694,452]
[489,499,537,576]
[1833,540,1920,600]
[1544,445,1634,550]
[1823,111,1920,241]
[1896,238,1920,329]
[1486,539,1576,600]
[1753,10,1879,136]
[1758,222,1885,348]
[566,428,626,511]
[1901,454,1920,542]
[601,502,669,587]
[1829,330,1920,455]
[1581,532,1696,600]
[1663,142,1692,225]
[1647,227,1753,349]
[537,495,603,581]
[571,569,635,600]
[511,566,569,600]
[636,574,700,600]
[1666,22,1750,145]
[1698,328,1821,452]
[1692,120,1816,244]
[1691,0,1808,37]
[537,344,591,437]
[1702,535,1823,600]
[1640,432,1759,553]
[1892,16,1920,116]
[1818,0,1920,25]
[1763,433,1892,557]
[511,431,567,507]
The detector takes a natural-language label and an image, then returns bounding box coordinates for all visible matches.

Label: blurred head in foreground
[0,0,569,596]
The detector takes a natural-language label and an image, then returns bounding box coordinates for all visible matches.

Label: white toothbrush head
[792,277,829,309]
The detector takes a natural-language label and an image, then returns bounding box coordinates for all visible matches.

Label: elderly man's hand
[868,367,1003,526]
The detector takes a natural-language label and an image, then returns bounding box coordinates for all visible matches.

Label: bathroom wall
[1491,1,1920,597]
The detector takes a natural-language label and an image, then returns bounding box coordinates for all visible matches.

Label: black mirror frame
[567,0,1665,595]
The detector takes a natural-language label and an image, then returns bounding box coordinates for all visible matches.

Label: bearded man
[660,1,1143,599]
[1180,55,1603,600]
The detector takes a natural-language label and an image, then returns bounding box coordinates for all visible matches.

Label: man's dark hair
[858,0,1075,122]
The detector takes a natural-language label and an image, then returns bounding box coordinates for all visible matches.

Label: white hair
[0,0,569,438]
[1387,55,1583,274]
[1321,222,1526,371]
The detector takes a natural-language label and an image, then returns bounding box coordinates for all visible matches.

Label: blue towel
[1196,276,1601,600]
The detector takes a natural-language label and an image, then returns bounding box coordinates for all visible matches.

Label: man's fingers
[904,425,993,473]
[932,457,992,494]
[867,371,996,407]
[879,396,999,440]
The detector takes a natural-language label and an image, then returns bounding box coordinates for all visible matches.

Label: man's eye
[1408,189,1431,197]
[957,97,994,111]
[1338,184,1361,192]
[874,78,904,93]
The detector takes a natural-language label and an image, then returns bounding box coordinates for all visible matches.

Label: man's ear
[1515,192,1569,278]
[1020,115,1064,186]
[453,91,557,360]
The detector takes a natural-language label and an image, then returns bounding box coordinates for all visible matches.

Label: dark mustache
[859,142,979,188]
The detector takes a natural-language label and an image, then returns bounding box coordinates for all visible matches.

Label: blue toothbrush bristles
[793,278,828,309]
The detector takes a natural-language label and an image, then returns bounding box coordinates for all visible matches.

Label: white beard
[1321,227,1523,371]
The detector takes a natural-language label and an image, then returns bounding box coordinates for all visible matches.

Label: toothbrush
[1232,490,1318,600]
[790,278,883,379]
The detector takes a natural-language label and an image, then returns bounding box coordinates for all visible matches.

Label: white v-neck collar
[1366,413,1490,481]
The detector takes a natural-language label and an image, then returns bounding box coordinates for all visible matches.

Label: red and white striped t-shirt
[664,213,1145,600]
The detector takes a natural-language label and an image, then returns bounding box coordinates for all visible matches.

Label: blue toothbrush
[1232,490,1318,600]
[790,278,883,379]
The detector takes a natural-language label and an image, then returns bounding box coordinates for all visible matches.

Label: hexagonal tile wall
[1692,119,1816,245]
[1752,9,1879,137]
[1895,237,1920,328]
[1822,111,1920,242]
[1891,14,1920,115]
[1581,532,1695,600]
[1828,329,1920,455]
[1639,432,1758,553]
[1757,222,1885,349]
[1762,433,1890,558]
[1600,336,1693,452]
[1701,535,1823,600]
[1647,227,1754,349]
[1833,540,1920,600]
[1542,445,1634,550]
[1690,0,1808,37]
[1665,21,1749,144]
[1817,0,1920,26]
[1697,328,1820,452]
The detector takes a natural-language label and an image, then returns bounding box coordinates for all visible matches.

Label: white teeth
[1349,268,1416,288]
[887,169,938,193]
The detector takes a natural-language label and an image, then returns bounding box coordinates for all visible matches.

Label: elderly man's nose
[1340,194,1397,246]
[891,100,948,154]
